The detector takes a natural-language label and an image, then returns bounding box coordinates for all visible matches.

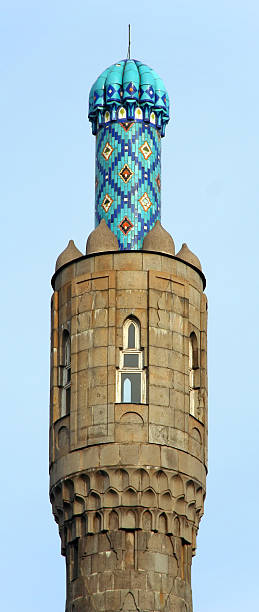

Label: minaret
[49,58,208,612]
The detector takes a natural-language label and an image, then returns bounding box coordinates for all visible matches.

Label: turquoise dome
[88,59,170,136]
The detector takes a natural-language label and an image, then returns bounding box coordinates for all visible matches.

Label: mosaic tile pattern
[95,120,161,250]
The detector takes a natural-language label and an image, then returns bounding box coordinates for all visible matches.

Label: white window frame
[122,318,141,350]
[116,318,146,404]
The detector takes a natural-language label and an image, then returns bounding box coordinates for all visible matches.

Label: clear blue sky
[1,1,258,610]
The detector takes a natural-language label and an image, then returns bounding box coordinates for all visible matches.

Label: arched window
[123,318,140,351]
[189,332,200,418]
[123,377,131,402]
[116,317,146,404]
[61,330,71,417]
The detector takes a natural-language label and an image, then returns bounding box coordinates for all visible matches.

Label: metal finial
[127,24,131,59]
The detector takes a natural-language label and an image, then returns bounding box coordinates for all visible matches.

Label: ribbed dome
[88,59,170,136]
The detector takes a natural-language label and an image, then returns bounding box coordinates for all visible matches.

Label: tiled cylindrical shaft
[95,121,161,249]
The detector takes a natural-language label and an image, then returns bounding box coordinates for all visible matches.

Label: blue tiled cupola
[88,59,170,250]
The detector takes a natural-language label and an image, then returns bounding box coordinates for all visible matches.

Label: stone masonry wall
[49,251,208,612]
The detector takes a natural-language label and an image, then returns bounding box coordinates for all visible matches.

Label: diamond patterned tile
[156,173,161,191]
[95,121,161,249]
[119,216,134,235]
[139,140,152,160]
[126,82,137,96]
[119,163,134,184]
[106,84,116,98]
[101,193,113,213]
[139,192,152,212]
[102,142,114,161]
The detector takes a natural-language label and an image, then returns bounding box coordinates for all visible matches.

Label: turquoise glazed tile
[89,58,170,250]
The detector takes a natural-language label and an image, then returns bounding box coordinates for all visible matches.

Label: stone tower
[49,58,208,612]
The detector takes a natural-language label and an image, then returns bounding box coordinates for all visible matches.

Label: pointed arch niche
[61,329,71,417]
[116,317,146,404]
[189,331,200,418]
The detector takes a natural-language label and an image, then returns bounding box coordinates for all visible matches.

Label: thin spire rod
[127,24,131,59]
